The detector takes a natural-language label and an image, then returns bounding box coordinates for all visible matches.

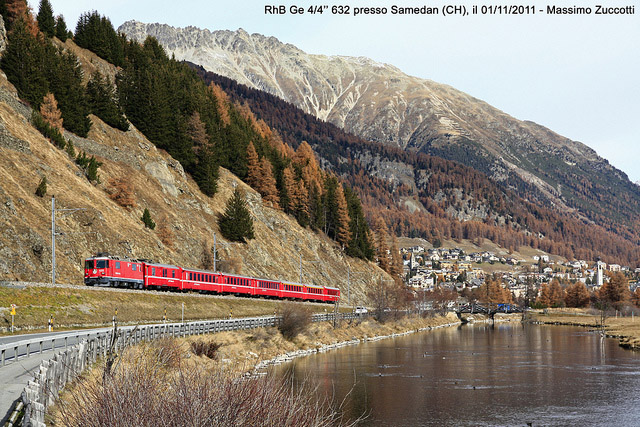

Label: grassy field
[529,308,640,350]
[0,283,343,334]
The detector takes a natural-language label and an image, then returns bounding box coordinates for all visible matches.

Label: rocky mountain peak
[118,20,640,247]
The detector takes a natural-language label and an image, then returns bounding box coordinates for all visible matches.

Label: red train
[83,254,340,303]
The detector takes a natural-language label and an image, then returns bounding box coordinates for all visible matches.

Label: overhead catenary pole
[51,195,55,286]
[51,196,86,287]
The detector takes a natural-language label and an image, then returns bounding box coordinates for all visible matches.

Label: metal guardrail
[13,311,367,426]
[1,312,366,367]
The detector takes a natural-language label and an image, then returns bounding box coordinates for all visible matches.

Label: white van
[354,306,368,314]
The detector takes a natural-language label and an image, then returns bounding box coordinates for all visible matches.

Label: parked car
[354,306,368,314]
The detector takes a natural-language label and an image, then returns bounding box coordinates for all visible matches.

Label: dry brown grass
[530,308,640,349]
[54,340,347,427]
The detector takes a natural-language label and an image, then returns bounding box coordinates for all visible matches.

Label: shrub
[32,110,67,149]
[35,176,47,197]
[57,345,344,426]
[190,339,221,360]
[75,151,102,183]
[107,177,136,209]
[278,303,312,341]
[149,338,182,369]
[141,208,156,230]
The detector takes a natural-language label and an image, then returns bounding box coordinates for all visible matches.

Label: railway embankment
[0,281,344,334]
[527,309,640,350]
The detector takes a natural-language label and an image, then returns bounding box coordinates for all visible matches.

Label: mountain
[118,21,640,245]
[0,38,383,302]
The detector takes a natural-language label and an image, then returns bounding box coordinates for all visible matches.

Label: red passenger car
[143,262,183,291]
[182,268,221,293]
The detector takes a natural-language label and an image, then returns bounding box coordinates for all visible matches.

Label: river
[274,322,640,426]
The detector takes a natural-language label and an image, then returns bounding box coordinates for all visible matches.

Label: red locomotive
[84,254,340,303]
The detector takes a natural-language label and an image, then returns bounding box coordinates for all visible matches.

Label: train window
[132,264,137,271]
[85,260,94,269]
[172,270,175,278]
[96,260,107,269]
[152,267,156,276]
[115,262,120,269]
[163,269,167,277]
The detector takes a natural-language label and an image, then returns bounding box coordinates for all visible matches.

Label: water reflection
[275,323,640,426]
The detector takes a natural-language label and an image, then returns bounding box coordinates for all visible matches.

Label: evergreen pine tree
[86,155,101,183]
[35,176,47,197]
[86,71,128,131]
[47,48,91,136]
[218,188,254,243]
[344,186,374,261]
[335,184,351,248]
[54,15,68,41]
[193,152,218,197]
[74,11,124,66]
[141,208,156,230]
[36,0,55,37]
[1,18,49,107]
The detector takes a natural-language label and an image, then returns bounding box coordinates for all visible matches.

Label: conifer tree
[598,272,630,310]
[374,216,390,272]
[187,111,209,156]
[35,176,47,197]
[549,280,565,307]
[564,282,590,307]
[208,82,230,126]
[54,15,69,41]
[40,92,63,130]
[293,180,310,227]
[4,0,38,35]
[281,164,296,213]
[86,72,128,131]
[141,208,156,230]
[335,183,351,248]
[259,157,280,208]
[1,18,48,107]
[74,11,124,66]
[538,283,552,308]
[86,155,101,183]
[47,47,91,136]
[218,188,254,243]
[344,186,374,260]
[389,234,403,277]
[246,141,261,189]
[193,153,218,197]
[36,0,55,37]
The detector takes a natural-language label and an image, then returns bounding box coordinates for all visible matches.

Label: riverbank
[528,308,640,350]
[49,313,460,425]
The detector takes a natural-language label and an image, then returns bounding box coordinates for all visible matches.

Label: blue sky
[33,0,640,182]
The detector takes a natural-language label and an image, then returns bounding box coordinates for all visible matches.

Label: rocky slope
[118,21,640,235]
[0,40,385,305]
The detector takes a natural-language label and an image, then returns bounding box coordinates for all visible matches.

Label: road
[0,326,117,423]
